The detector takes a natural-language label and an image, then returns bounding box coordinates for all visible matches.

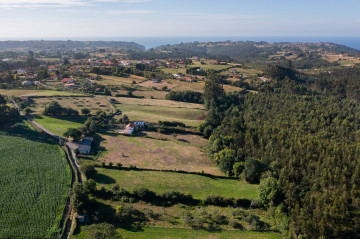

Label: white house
[134,121,145,127]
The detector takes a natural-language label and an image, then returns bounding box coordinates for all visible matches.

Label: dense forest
[201,67,360,238]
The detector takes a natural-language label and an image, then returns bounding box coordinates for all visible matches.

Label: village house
[78,136,94,155]
[124,123,135,135]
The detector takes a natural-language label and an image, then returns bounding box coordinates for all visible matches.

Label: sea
[115,36,360,50]
[1,36,360,50]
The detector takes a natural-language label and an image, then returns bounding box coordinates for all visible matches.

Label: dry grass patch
[138,80,179,90]
[89,73,146,85]
[99,132,222,175]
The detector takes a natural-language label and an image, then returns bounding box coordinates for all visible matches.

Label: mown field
[115,103,205,127]
[94,168,258,200]
[34,115,87,135]
[0,121,71,238]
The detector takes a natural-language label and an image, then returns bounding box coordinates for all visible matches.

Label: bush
[80,163,97,179]
[133,187,156,200]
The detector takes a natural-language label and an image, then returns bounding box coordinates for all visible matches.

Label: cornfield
[0,121,71,238]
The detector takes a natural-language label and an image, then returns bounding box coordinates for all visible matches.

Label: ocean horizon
[0,36,359,50]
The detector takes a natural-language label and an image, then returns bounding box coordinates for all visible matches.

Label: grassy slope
[0,121,71,238]
[34,115,87,135]
[94,168,258,200]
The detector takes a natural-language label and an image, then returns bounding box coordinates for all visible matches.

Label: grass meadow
[94,168,258,200]
[33,115,87,135]
[115,103,205,127]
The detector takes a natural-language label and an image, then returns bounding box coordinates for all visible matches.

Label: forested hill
[200,69,360,238]
[0,40,145,52]
[153,41,360,61]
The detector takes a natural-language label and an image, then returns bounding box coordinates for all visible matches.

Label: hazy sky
[0,0,359,39]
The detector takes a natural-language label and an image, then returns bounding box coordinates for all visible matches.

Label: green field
[0,121,71,238]
[34,115,87,135]
[94,168,258,200]
[116,104,205,127]
[0,89,85,97]
[74,226,281,239]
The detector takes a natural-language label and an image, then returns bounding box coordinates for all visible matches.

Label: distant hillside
[0,40,145,52]
[154,41,360,61]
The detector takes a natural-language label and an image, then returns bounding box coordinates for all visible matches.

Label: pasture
[98,132,219,175]
[114,97,205,110]
[94,168,258,200]
[29,96,113,114]
[114,103,205,127]
[0,121,71,238]
[33,115,87,135]
[90,73,146,85]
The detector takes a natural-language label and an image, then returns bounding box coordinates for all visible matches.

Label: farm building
[134,121,145,127]
[78,136,94,154]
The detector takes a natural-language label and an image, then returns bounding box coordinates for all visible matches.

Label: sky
[0,0,359,40]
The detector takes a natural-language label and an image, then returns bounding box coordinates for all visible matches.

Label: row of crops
[0,121,71,238]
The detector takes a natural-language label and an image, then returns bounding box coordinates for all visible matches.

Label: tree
[244,158,264,184]
[258,172,281,208]
[104,88,112,96]
[81,163,97,179]
[43,101,62,115]
[63,128,82,142]
[81,108,90,115]
[70,183,89,213]
[24,107,32,116]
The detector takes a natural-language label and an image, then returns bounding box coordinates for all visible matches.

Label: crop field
[0,121,71,238]
[114,104,205,127]
[34,115,87,135]
[94,168,258,200]
[29,96,113,114]
[0,89,84,97]
[98,132,219,175]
